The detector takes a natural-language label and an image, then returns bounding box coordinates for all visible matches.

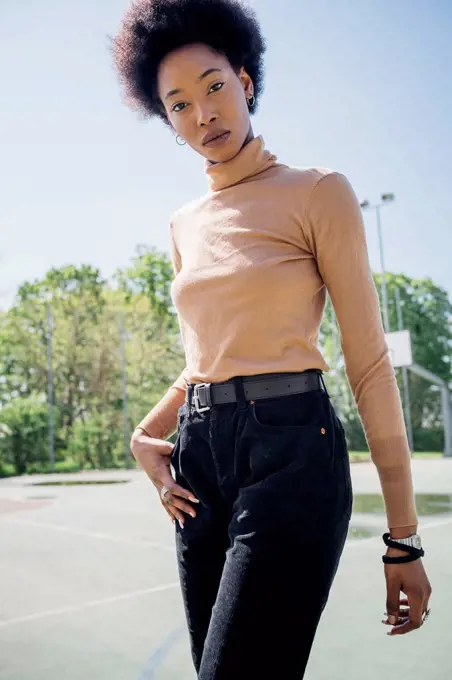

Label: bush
[412,427,444,452]
[27,459,83,474]
[67,412,125,469]
[342,414,367,452]
[0,395,61,475]
[0,463,16,478]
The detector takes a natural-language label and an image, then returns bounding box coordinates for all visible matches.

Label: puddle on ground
[353,493,452,516]
[27,480,130,487]
[348,493,452,540]
[26,495,57,500]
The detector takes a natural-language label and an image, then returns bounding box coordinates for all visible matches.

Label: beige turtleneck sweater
[166,136,416,529]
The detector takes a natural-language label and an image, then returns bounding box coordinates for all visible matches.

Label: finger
[408,588,425,629]
[383,607,410,621]
[384,600,410,616]
[387,619,420,636]
[164,502,186,527]
[167,495,198,518]
[388,591,424,636]
[424,583,432,611]
[382,615,410,626]
[397,598,409,608]
[158,469,199,505]
[159,490,185,524]
[162,504,176,524]
[169,483,199,504]
[385,571,402,624]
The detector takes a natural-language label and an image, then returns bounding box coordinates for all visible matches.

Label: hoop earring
[247,94,255,109]
[176,135,186,146]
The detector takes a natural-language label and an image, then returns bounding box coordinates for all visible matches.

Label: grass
[0,459,137,479]
[349,451,443,463]
[0,452,446,479]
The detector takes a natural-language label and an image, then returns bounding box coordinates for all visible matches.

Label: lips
[202,129,230,146]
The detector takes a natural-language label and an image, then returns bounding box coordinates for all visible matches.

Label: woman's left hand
[383,549,432,635]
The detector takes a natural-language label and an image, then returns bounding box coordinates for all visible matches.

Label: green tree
[382,274,452,450]
[67,411,123,470]
[380,273,452,383]
[115,245,178,329]
[120,294,185,427]
[0,266,109,448]
[0,396,61,475]
[0,254,184,473]
[321,273,452,452]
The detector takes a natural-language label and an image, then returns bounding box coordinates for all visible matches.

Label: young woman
[114,1,431,677]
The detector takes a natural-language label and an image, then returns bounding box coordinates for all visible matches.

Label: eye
[209,82,224,94]
[172,102,187,113]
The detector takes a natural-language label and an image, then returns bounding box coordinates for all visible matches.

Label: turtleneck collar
[205,135,277,192]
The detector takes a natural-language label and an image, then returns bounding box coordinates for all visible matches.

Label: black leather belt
[186,371,324,413]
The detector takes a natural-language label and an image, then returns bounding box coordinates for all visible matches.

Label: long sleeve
[305,172,417,529]
[169,222,188,396]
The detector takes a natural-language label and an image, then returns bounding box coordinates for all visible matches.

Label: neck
[207,126,255,166]
[242,125,255,150]
[205,134,277,192]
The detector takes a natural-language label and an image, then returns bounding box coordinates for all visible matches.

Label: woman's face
[158,43,254,163]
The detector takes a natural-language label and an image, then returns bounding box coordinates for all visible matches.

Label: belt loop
[232,376,247,411]
[318,371,330,398]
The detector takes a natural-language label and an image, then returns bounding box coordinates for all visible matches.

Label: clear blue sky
[1,0,451,310]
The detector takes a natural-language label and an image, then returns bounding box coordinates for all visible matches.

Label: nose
[196,105,218,128]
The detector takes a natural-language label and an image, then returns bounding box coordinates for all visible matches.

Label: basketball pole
[119,311,131,469]
[395,288,414,452]
[409,363,452,458]
[46,303,55,473]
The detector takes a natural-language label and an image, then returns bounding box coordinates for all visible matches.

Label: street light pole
[360,194,395,333]
[395,286,414,452]
[46,303,55,473]
[375,205,390,333]
[119,311,131,469]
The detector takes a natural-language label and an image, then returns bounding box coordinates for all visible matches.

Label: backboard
[385,330,413,368]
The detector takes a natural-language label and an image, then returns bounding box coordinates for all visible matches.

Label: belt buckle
[193,383,212,413]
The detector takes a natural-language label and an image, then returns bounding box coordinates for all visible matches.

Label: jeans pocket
[236,430,335,535]
[243,414,331,488]
[249,390,327,431]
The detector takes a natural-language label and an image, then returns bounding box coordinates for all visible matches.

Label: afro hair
[113,0,266,122]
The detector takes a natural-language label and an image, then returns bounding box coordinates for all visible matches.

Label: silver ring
[160,485,170,501]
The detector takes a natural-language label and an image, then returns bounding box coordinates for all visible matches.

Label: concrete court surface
[0,459,451,680]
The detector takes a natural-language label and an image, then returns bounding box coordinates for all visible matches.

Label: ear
[238,66,254,99]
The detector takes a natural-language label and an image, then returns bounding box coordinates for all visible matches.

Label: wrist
[389,525,417,540]
[134,426,153,439]
[386,545,409,559]
[387,527,418,556]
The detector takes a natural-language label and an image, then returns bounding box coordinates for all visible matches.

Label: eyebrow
[164,68,223,101]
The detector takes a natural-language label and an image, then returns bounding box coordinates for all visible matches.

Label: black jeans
[171,375,353,679]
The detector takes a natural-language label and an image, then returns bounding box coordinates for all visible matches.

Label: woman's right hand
[130,429,199,527]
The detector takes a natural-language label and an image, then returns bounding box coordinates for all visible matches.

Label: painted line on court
[416,515,452,531]
[1,494,164,518]
[0,583,179,628]
[5,510,452,555]
[137,624,186,680]
[4,517,175,552]
[47,500,159,515]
